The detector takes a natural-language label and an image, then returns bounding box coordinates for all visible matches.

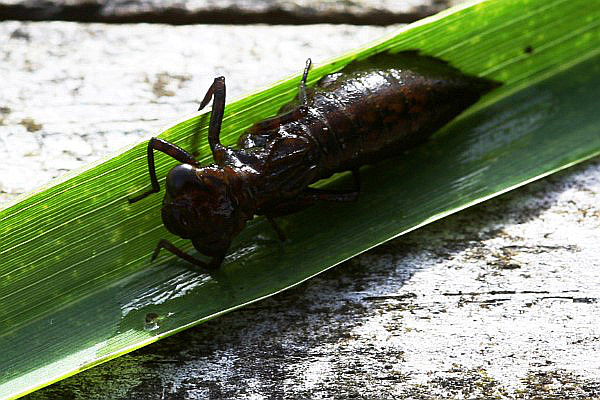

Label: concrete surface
[0,0,463,25]
[0,21,395,203]
[1,21,599,399]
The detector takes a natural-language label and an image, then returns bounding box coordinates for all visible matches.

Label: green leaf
[1,0,599,398]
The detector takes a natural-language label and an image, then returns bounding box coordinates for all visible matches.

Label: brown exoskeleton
[129,52,498,270]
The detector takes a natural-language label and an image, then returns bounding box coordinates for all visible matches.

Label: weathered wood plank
[1,21,599,399]
[0,0,463,25]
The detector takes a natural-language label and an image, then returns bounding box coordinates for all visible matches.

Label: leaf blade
[1,0,600,398]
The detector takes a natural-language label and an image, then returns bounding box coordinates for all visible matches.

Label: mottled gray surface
[0,0,462,24]
[2,20,600,400]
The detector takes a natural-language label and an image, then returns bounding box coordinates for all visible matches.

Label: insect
[129,51,499,270]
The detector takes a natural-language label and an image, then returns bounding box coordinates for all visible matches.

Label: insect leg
[263,185,357,240]
[250,106,308,132]
[352,168,361,191]
[244,59,311,138]
[267,216,286,241]
[263,185,358,221]
[301,187,359,202]
[197,76,228,165]
[128,137,199,203]
[296,169,361,204]
[299,58,312,106]
[152,239,219,271]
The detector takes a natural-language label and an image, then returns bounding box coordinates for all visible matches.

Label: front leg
[152,239,222,271]
[129,138,199,203]
[198,77,229,166]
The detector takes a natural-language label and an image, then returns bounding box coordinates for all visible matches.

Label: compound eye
[177,212,190,229]
[161,203,196,239]
[166,164,198,196]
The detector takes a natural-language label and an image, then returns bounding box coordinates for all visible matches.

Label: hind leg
[299,58,312,106]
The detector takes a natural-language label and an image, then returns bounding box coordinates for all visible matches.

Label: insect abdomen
[300,53,498,178]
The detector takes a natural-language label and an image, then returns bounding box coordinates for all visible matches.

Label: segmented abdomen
[238,52,497,197]
[296,66,493,179]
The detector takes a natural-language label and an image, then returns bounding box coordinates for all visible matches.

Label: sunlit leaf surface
[1,0,599,398]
